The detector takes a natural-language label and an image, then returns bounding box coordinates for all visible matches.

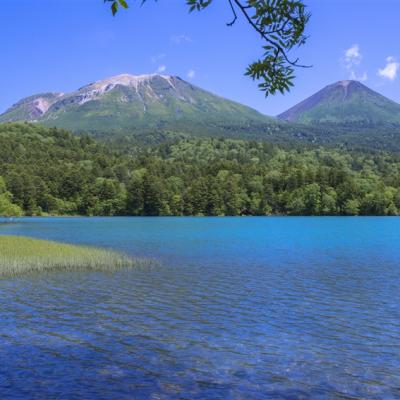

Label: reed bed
[0,235,148,277]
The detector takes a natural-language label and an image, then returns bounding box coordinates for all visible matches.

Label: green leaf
[111,1,118,16]
[118,0,129,9]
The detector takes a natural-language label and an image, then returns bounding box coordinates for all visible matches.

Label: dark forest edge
[1,123,400,217]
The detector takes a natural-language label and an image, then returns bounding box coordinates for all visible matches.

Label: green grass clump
[0,235,147,277]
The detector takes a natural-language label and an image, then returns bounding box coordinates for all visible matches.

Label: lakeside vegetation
[0,235,144,277]
[1,123,400,217]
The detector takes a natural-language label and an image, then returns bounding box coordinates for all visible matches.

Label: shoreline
[2,215,400,221]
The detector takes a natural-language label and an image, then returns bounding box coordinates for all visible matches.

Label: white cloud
[343,44,362,68]
[157,65,166,73]
[340,44,368,81]
[378,56,400,81]
[187,69,195,79]
[170,35,192,45]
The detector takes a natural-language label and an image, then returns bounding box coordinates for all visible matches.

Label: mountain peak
[91,73,173,86]
[278,79,400,124]
[333,79,366,88]
[79,73,178,93]
[337,79,353,87]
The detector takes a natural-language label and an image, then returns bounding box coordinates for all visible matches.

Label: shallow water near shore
[1,217,400,399]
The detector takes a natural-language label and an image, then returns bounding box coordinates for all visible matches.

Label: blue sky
[1,0,400,116]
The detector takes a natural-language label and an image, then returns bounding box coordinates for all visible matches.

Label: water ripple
[1,217,400,399]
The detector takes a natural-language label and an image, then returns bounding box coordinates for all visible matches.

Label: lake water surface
[0,217,399,399]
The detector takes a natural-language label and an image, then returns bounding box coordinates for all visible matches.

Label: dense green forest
[1,123,400,217]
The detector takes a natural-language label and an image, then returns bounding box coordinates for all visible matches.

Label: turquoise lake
[0,217,399,399]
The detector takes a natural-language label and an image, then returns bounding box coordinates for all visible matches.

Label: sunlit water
[0,217,399,399]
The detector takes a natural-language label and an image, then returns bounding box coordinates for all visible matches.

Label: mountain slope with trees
[278,80,400,124]
[3,78,400,153]
[0,74,274,137]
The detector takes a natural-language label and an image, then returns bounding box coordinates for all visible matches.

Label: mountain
[5,76,400,152]
[0,74,273,136]
[278,80,400,125]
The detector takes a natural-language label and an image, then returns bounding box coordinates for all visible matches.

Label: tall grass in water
[0,236,148,277]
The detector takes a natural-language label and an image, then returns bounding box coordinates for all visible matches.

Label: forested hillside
[1,123,400,216]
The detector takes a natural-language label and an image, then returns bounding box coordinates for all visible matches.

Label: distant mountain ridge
[3,77,400,152]
[277,80,400,125]
[0,73,273,136]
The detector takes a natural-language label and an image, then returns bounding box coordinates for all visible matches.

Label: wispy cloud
[341,44,367,81]
[350,71,368,82]
[378,56,399,81]
[187,69,196,80]
[170,35,193,45]
[151,53,166,64]
[157,65,166,73]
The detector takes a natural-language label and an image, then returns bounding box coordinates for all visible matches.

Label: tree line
[1,123,400,217]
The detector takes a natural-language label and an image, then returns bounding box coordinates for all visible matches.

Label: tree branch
[226,0,238,26]
[232,0,310,68]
